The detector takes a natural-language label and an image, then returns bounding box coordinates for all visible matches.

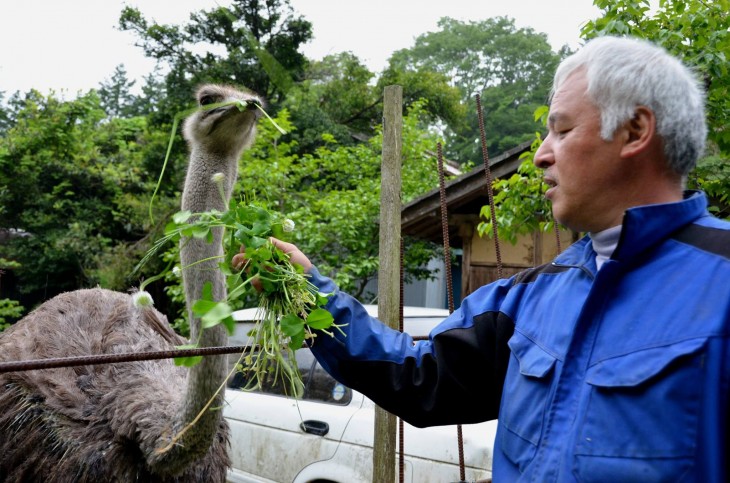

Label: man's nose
[533,134,554,169]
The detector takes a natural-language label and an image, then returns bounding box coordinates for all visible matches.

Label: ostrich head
[182,84,263,157]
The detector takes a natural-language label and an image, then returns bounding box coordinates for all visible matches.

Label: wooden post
[373,85,402,483]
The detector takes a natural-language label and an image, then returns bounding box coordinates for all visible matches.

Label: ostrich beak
[244,99,264,119]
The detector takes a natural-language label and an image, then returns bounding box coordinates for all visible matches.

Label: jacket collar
[555,191,709,267]
[612,190,708,262]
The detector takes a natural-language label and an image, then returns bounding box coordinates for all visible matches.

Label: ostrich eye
[200,95,216,106]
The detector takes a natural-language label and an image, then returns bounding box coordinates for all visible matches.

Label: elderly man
[246,36,729,481]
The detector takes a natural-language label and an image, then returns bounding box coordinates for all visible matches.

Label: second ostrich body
[0,84,262,481]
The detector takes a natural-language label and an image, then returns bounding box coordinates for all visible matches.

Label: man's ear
[620,106,656,158]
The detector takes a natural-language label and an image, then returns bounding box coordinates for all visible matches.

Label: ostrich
[0,84,262,482]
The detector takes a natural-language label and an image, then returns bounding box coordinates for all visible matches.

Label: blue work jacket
[308,191,730,482]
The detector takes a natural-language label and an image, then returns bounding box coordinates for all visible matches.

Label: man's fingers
[268,237,313,271]
[232,244,247,271]
[232,253,246,271]
[269,237,295,253]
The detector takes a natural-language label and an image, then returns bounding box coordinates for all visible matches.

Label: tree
[0,90,156,309]
[98,64,142,118]
[279,51,464,157]
[388,16,564,163]
[280,52,377,153]
[231,101,445,300]
[119,0,313,124]
[0,258,23,331]
[0,92,11,134]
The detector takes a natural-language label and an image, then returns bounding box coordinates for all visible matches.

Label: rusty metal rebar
[437,143,456,315]
[437,142,467,483]
[399,238,406,483]
[0,345,251,374]
[553,219,563,254]
[476,94,504,279]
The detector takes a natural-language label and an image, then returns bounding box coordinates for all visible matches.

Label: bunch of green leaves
[143,200,337,397]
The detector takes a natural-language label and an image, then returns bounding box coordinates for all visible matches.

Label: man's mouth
[543,176,557,198]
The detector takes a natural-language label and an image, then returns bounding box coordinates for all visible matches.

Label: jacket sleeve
[307,266,516,427]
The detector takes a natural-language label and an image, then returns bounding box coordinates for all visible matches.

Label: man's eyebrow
[547,112,564,127]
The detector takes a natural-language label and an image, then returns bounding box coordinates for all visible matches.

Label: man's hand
[232,237,313,274]
[268,238,313,272]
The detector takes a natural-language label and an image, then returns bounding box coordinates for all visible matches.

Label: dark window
[228,350,352,405]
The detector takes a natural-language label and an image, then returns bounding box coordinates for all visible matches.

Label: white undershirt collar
[589,225,623,270]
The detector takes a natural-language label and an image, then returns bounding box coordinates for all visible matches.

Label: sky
[0,0,602,97]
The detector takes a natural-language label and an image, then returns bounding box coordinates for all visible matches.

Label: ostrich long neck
[168,146,238,462]
[180,147,238,334]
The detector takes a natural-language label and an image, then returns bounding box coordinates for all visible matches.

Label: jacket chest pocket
[500,331,558,472]
[573,338,707,482]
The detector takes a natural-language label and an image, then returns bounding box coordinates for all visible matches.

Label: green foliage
[279,52,378,155]
[689,153,730,219]
[281,52,464,157]
[389,16,563,162]
[378,62,466,132]
[0,258,24,330]
[235,101,444,300]
[0,92,12,134]
[477,106,556,244]
[582,0,729,151]
[301,52,376,132]
[0,90,158,305]
[119,0,313,123]
[0,298,24,332]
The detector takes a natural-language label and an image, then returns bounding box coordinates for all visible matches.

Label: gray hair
[553,36,706,176]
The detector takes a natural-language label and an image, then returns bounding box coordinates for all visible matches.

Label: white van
[224,306,496,483]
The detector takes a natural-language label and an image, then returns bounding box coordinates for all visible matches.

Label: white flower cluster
[132,290,155,308]
[211,172,225,184]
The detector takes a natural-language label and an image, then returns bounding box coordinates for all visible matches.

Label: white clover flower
[211,172,225,184]
[172,266,182,278]
[283,218,295,233]
[132,290,154,308]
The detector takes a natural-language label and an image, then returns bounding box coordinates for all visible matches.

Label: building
[401,141,574,307]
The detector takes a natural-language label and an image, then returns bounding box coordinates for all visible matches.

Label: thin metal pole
[476,94,504,279]
[0,345,251,374]
[437,142,466,483]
